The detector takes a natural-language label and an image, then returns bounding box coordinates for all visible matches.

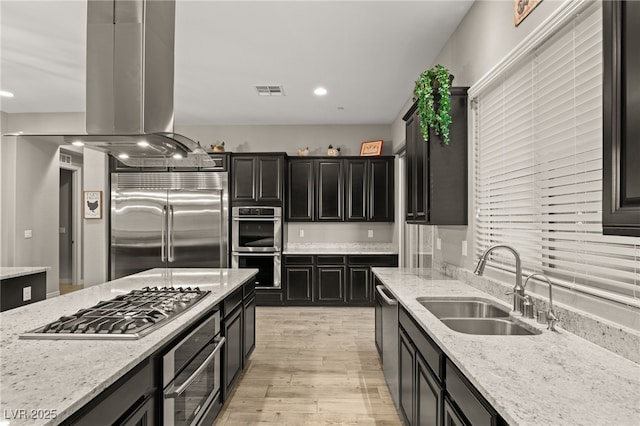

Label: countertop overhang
[372,267,640,426]
[0,266,50,280]
[0,268,258,425]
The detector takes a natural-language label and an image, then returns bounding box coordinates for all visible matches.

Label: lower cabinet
[243,294,256,364]
[398,305,505,426]
[283,254,397,306]
[223,304,243,400]
[119,393,155,426]
[0,272,47,312]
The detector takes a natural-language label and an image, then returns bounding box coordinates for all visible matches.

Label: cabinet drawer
[284,255,314,265]
[399,307,443,382]
[223,287,243,317]
[317,255,346,265]
[445,360,497,426]
[243,280,255,300]
[348,255,398,266]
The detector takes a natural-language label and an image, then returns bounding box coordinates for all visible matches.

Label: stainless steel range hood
[65,0,214,168]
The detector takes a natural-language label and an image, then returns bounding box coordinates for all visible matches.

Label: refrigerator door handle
[161,205,167,262]
[168,205,175,262]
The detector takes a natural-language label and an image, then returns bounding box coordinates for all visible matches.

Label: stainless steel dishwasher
[375,282,399,409]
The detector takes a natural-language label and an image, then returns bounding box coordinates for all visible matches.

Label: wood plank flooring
[214,306,403,425]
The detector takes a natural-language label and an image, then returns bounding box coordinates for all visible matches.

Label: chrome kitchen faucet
[474,244,525,315]
[524,273,558,331]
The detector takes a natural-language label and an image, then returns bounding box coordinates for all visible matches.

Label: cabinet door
[316,159,344,221]
[603,0,640,236]
[316,266,346,303]
[119,393,155,426]
[444,397,468,426]
[285,266,314,302]
[369,158,394,221]
[257,156,283,203]
[427,88,468,225]
[347,266,371,303]
[287,160,314,221]
[232,157,256,201]
[243,296,256,363]
[223,306,243,399]
[416,354,442,426]
[399,328,415,425]
[405,110,427,222]
[346,159,367,221]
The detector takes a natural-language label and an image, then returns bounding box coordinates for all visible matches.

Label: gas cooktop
[20,286,210,340]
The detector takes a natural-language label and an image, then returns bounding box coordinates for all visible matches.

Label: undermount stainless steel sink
[417,297,510,319]
[440,318,540,336]
[416,297,541,336]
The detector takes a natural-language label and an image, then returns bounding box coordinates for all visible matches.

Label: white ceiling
[1,0,474,126]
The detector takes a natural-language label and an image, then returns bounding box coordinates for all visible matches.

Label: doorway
[59,161,83,292]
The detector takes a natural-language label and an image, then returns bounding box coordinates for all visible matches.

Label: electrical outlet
[299,229,304,238]
[24,230,32,239]
[368,230,374,238]
[23,286,32,301]
[436,238,442,250]
[462,240,468,257]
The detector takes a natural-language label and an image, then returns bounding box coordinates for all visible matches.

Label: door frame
[60,163,83,285]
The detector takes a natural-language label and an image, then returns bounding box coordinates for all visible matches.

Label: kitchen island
[0,266,49,312]
[0,268,257,425]
[373,267,640,425]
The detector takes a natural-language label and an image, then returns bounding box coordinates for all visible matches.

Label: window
[473,1,639,305]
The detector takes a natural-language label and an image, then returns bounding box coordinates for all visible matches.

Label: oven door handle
[164,336,226,399]
[233,252,280,256]
[375,285,397,305]
[232,217,280,222]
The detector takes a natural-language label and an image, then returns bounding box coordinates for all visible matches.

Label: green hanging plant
[413,64,453,145]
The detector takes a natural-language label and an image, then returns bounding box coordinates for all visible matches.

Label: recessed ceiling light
[118,153,129,159]
[137,140,149,147]
[314,87,328,96]
[0,90,14,97]
[173,154,183,160]
[72,141,84,147]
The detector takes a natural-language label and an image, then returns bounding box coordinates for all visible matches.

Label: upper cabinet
[404,87,469,225]
[286,156,395,222]
[232,154,285,205]
[603,0,640,236]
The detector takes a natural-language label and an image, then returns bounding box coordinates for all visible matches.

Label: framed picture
[83,191,102,219]
[360,140,383,156]
[514,0,542,27]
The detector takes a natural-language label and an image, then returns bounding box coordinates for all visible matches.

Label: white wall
[175,124,393,157]
[82,149,109,286]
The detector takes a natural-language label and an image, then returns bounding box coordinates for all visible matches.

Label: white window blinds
[473,1,640,304]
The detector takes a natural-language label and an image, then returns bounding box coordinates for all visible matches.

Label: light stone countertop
[0,268,257,426]
[372,267,640,426]
[283,242,398,255]
[0,267,50,280]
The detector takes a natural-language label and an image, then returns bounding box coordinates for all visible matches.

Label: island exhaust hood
[63,0,215,168]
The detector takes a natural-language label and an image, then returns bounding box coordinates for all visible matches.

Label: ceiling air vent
[255,85,285,96]
[60,153,72,164]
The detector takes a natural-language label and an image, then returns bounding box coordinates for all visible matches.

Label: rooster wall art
[83,191,102,219]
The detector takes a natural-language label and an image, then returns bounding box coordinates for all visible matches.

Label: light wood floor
[214,307,403,425]
[60,283,83,295]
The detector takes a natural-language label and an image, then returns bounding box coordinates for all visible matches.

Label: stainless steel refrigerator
[110,172,228,279]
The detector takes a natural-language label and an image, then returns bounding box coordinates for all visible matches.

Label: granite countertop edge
[371,267,640,426]
[0,268,258,426]
[0,266,50,280]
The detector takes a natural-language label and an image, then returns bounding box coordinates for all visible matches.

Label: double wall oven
[231,207,282,289]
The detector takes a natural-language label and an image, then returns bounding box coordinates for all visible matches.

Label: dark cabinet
[243,295,256,364]
[119,393,155,426]
[284,260,314,302]
[286,157,394,222]
[287,159,315,220]
[223,305,243,400]
[395,304,504,426]
[403,87,468,225]
[348,266,370,304]
[232,154,284,205]
[346,158,394,222]
[283,254,397,306]
[603,0,640,236]
[317,160,344,221]
[0,272,47,312]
